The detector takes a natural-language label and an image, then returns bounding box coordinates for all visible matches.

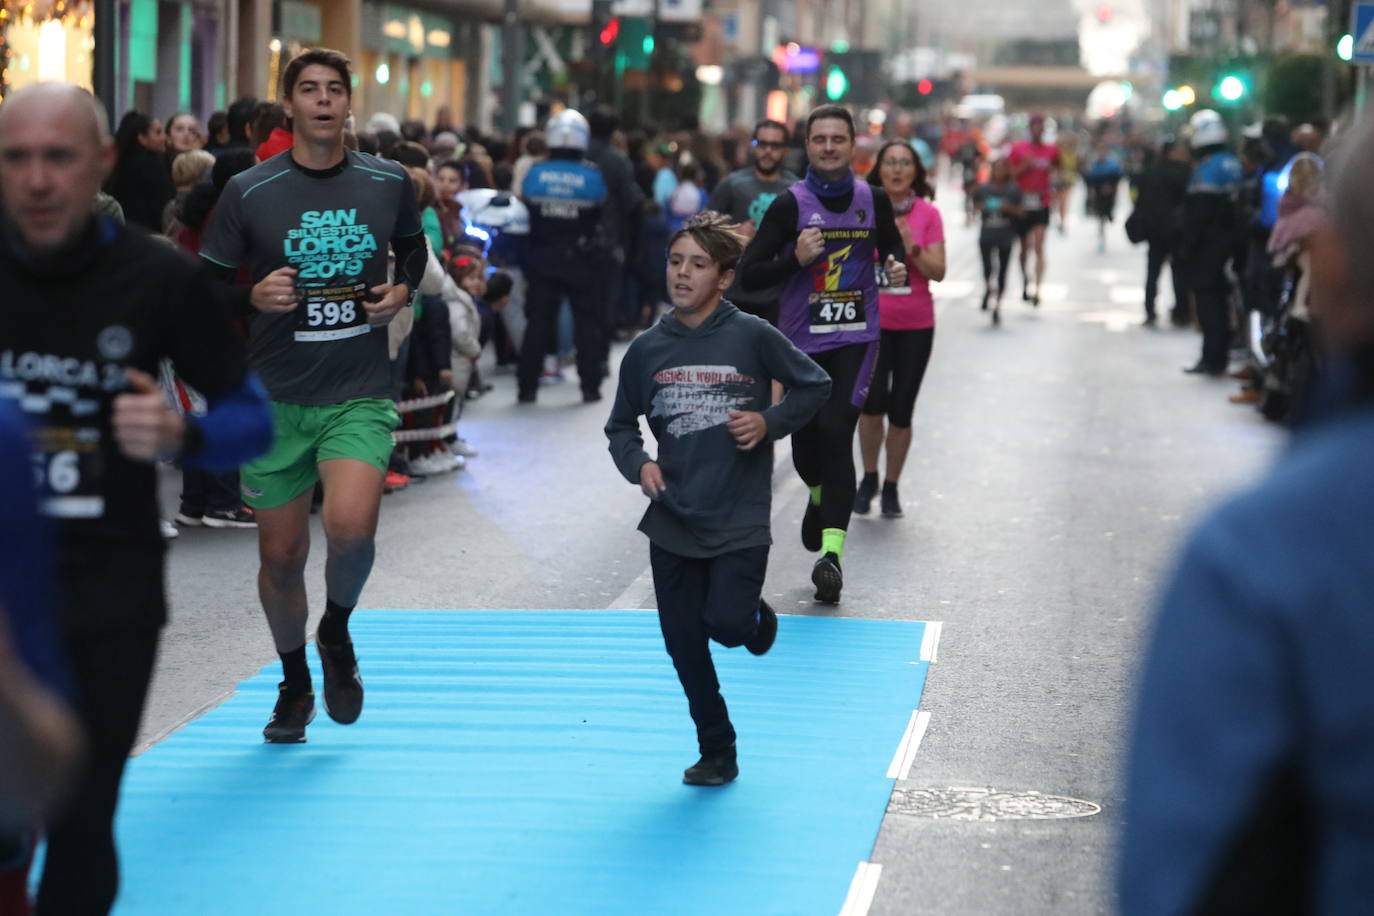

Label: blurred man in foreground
[1121,118,1374,914]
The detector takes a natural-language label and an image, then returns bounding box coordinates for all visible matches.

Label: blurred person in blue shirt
[1121,115,1374,915]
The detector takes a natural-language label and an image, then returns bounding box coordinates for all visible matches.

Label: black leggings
[792,342,876,533]
[863,328,934,428]
[38,628,159,916]
[980,235,1014,295]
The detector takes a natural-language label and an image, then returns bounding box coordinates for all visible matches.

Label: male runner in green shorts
[201,48,427,742]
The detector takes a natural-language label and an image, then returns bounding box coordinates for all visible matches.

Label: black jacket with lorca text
[0,218,249,636]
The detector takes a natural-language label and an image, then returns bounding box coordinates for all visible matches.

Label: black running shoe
[980,291,990,311]
[881,483,904,519]
[745,600,778,656]
[263,683,315,743]
[801,499,823,552]
[316,634,364,725]
[991,307,1001,326]
[853,476,877,515]
[812,552,843,604]
[683,747,739,786]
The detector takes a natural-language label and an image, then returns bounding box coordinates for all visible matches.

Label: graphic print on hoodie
[651,365,757,438]
[606,302,832,557]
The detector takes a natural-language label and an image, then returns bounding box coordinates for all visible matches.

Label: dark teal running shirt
[201,150,423,405]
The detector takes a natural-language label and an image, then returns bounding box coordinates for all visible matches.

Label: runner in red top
[1008,114,1060,305]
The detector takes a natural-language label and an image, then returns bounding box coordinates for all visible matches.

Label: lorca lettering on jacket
[0,350,126,391]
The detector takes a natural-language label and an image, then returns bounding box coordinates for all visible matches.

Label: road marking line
[919,620,943,663]
[838,861,883,916]
[886,710,932,780]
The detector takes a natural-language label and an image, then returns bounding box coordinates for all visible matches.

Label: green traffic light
[1162,89,1182,111]
[1217,75,1246,102]
[643,35,654,55]
[1338,33,1354,61]
[825,66,848,100]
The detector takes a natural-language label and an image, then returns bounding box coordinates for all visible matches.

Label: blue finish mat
[113,610,929,915]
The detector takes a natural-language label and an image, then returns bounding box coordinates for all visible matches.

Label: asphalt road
[145,194,1283,914]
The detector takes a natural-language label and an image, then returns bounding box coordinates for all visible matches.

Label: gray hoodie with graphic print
[606,302,831,557]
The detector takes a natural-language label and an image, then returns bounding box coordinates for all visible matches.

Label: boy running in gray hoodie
[606,212,831,786]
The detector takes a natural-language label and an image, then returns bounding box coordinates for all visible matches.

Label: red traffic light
[599,16,620,45]
[917,79,933,96]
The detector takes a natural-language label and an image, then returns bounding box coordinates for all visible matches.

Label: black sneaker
[812,552,843,604]
[980,290,990,311]
[853,475,877,515]
[316,633,364,725]
[174,509,204,527]
[801,499,823,552]
[745,601,778,656]
[263,683,315,743]
[881,483,903,519]
[517,390,537,404]
[203,507,257,529]
[991,306,1001,326]
[683,747,739,786]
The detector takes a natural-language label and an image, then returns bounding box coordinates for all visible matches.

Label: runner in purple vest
[736,105,908,603]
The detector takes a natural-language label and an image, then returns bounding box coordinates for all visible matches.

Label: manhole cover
[888,787,1101,822]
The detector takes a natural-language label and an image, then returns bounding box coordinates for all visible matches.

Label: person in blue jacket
[1121,116,1374,914]
[0,399,83,912]
[517,108,611,404]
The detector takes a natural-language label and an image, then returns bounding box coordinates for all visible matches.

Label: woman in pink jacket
[854,140,946,519]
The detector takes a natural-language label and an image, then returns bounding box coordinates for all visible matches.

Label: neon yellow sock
[808,485,822,506]
[821,528,847,559]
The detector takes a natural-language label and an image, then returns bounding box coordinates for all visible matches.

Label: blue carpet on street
[112,610,929,915]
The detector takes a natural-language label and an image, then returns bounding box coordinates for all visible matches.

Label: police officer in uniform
[517,109,611,404]
[1181,109,1244,376]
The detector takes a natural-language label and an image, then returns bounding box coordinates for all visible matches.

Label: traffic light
[1162,84,1196,110]
[592,0,617,50]
[1214,73,1247,103]
[825,65,849,101]
[599,16,620,45]
[917,79,933,96]
[1338,33,1354,61]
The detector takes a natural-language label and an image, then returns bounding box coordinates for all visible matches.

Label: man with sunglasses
[707,120,798,323]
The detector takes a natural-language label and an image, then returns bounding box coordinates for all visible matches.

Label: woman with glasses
[854,140,945,519]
